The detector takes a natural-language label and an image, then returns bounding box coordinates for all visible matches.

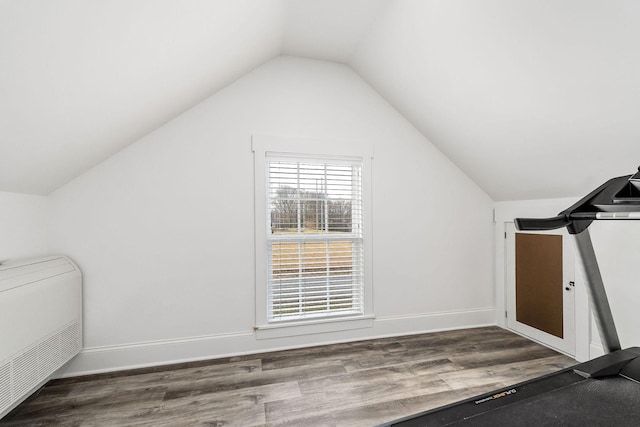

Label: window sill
[254,314,375,340]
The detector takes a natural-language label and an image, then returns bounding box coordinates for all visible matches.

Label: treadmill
[379,168,640,426]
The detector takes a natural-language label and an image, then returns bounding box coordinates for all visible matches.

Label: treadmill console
[613,167,640,204]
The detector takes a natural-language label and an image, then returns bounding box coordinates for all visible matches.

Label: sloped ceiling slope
[351,0,640,200]
[4,0,640,200]
[0,0,284,194]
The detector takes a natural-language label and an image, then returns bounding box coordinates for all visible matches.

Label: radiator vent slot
[61,322,81,363]
[0,362,11,415]
[39,335,61,380]
[12,347,40,400]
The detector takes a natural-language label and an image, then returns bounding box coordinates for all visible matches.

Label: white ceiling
[0,0,284,195]
[350,0,640,200]
[3,0,640,200]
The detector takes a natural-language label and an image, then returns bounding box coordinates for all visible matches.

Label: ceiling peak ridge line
[345,62,495,204]
[344,0,392,66]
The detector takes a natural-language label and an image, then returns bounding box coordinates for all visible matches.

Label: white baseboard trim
[58,307,496,377]
[373,307,495,336]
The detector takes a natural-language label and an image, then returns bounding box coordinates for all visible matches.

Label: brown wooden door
[515,233,564,338]
[506,223,575,356]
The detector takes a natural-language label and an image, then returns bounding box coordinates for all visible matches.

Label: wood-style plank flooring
[1,327,575,426]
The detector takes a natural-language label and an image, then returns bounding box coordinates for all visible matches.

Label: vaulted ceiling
[3,0,640,200]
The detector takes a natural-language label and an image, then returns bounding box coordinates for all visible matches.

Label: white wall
[48,56,495,376]
[0,192,47,262]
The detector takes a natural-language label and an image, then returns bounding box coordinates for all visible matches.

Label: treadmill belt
[391,374,640,426]
[422,376,640,426]
[464,376,640,426]
[392,370,584,426]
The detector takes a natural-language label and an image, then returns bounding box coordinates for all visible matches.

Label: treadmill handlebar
[514,215,571,231]
[515,211,640,233]
[515,174,634,234]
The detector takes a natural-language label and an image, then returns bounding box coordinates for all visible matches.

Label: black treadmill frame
[378,169,640,426]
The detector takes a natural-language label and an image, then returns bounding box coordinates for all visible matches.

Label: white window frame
[252,134,374,339]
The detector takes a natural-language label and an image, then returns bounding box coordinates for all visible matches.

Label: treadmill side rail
[573,348,640,379]
[620,357,640,383]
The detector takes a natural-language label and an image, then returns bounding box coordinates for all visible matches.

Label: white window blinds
[266,154,364,322]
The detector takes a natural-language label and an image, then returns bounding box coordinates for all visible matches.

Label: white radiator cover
[0,256,82,419]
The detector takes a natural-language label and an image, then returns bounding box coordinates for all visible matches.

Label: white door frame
[505,223,575,355]
[493,201,591,362]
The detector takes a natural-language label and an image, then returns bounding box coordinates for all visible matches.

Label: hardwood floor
[1,327,575,426]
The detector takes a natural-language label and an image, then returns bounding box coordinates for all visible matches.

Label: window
[253,135,373,336]
[267,155,363,321]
